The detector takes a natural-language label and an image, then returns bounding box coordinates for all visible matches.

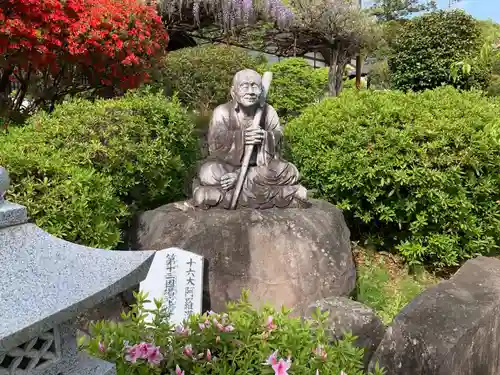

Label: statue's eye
[240,83,250,89]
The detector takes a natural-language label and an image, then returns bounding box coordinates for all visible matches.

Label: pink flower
[272,358,291,375]
[216,323,225,331]
[266,350,279,365]
[313,345,327,360]
[183,344,193,357]
[146,346,164,365]
[124,342,163,364]
[98,342,106,353]
[266,316,277,330]
[224,325,234,332]
[135,342,152,358]
[175,365,185,375]
[175,325,190,336]
[206,349,212,361]
[265,351,292,375]
[199,323,206,330]
[124,345,140,363]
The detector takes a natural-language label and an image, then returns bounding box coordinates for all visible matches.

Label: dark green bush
[0,92,199,248]
[25,92,199,211]
[390,10,488,91]
[159,45,264,113]
[487,75,500,96]
[286,87,500,268]
[0,142,127,248]
[258,58,328,123]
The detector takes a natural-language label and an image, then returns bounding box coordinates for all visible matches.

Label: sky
[436,0,499,23]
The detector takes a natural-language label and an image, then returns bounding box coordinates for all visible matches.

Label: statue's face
[232,70,262,108]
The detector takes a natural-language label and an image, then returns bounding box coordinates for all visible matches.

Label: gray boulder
[369,256,500,375]
[306,297,385,369]
[132,199,356,315]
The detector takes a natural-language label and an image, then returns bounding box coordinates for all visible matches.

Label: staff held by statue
[229,71,273,210]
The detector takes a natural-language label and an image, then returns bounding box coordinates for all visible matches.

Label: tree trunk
[328,44,350,97]
[327,44,341,96]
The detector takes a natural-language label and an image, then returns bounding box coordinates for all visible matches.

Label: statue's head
[231,69,263,108]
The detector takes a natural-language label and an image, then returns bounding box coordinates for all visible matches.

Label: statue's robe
[193,101,302,209]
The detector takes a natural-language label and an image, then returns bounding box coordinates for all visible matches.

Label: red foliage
[0,0,168,90]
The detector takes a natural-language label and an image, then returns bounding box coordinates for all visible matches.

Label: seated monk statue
[192,69,308,209]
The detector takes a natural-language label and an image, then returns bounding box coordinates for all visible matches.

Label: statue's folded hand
[221,172,238,190]
[244,128,265,145]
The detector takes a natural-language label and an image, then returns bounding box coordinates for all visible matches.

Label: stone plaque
[139,247,204,325]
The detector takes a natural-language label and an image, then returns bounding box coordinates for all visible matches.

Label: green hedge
[390,10,488,92]
[0,92,199,248]
[159,45,327,124]
[286,87,500,268]
[259,58,328,123]
[159,45,264,113]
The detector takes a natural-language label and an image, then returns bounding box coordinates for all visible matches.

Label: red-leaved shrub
[0,0,168,119]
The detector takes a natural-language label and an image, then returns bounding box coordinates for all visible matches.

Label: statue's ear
[230,88,236,102]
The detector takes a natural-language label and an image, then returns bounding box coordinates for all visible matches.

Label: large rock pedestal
[132,199,356,315]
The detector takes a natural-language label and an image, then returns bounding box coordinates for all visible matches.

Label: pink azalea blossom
[199,323,206,330]
[266,316,277,330]
[124,342,163,365]
[175,325,190,336]
[98,342,106,353]
[175,365,185,375]
[216,323,225,331]
[266,350,279,365]
[272,358,291,375]
[207,349,212,361]
[183,344,193,357]
[224,324,234,332]
[147,346,164,365]
[313,345,327,360]
[265,351,292,375]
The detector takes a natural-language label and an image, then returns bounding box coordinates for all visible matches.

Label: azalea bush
[286,87,500,268]
[0,0,168,120]
[83,291,385,375]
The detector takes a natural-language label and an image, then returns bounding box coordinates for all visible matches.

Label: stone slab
[0,201,28,229]
[140,247,204,325]
[369,256,500,375]
[0,223,155,352]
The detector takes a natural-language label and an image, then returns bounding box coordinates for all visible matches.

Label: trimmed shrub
[259,58,328,123]
[1,92,199,248]
[158,46,327,124]
[389,10,487,91]
[158,45,264,113]
[83,291,385,375]
[25,91,199,211]
[286,87,500,268]
[0,141,127,248]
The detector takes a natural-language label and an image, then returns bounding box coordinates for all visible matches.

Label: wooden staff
[229,71,273,210]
